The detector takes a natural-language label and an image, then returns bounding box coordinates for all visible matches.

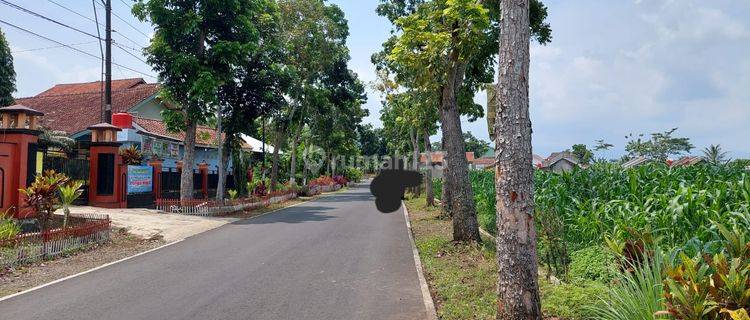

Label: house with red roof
[15,78,274,171]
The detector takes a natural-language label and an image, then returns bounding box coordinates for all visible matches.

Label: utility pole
[104,0,112,123]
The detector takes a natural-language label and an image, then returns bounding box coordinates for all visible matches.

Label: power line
[0,18,156,79]
[47,0,96,24]
[118,0,132,9]
[112,41,148,64]
[112,40,142,53]
[47,0,146,48]
[0,0,102,40]
[94,0,150,39]
[11,41,97,53]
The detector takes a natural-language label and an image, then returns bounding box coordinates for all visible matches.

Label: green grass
[405,197,496,320]
[405,196,605,320]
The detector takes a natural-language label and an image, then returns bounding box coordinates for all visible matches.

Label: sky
[3,0,749,158]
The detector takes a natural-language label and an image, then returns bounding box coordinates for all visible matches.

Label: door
[0,144,15,213]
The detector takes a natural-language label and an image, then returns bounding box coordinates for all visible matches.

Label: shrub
[227,189,238,200]
[333,175,348,186]
[568,246,618,284]
[19,170,69,232]
[541,280,608,319]
[661,223,750,319]
[0,208,20,240]
[308,176,335,187]
[119,145,143,165]
[589,251,668,320]
[343,167,363,182]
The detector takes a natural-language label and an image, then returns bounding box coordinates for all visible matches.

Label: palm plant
[59,180,84,229]
[38,127,76,156]
[702,144,730,165]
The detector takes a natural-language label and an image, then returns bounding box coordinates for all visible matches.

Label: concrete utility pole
[104,0,112,123]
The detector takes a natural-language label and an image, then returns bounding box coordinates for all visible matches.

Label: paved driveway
[2,184,427,320]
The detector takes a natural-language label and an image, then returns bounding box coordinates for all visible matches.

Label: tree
[134,0,280,200]
[357,124,387,156]
[494,0,545,317]
[381,0,550,242]
[570,144,593,165]
[702,144,730,165]
[0,28,15,106]
[625,128,693,161]
[277,0,359,185]
[463,131,490,157]
[593,139,613,152]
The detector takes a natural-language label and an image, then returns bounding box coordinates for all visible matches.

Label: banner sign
[127,165,153,194]
[142,137,180,159]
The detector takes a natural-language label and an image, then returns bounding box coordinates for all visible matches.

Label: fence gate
[42,153,90,205]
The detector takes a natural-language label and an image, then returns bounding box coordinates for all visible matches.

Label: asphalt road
[0,184,427,320]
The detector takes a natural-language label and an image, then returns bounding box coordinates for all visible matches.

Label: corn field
[435,162,750,250]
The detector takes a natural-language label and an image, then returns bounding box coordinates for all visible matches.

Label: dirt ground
[58,206,238,242]
[0,228,164,298]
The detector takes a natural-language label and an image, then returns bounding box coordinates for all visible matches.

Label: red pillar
[148,159,163,199]
[198,162,209,199]
[87,123,125,208]
[0,105,44,219]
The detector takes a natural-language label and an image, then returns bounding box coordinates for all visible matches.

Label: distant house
[670,156,705,168]
[419,151,476,178]
[622,156,649,169]
[532,154,544,168]
[540,151,580,173]
[472,157,495,169]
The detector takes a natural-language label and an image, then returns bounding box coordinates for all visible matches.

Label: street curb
[479,227,495,242]
[402,201,439,320]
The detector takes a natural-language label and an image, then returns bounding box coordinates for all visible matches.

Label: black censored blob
[370,169,422,213]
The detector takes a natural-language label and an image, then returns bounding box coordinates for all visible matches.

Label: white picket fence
[156,192,298,217]
[1,214,111,268]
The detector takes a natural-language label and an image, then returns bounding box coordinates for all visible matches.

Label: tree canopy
[0,28,15,107]
[625,128,694,161]
[463,132,490,157]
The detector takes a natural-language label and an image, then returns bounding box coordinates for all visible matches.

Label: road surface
[0,183,427,320]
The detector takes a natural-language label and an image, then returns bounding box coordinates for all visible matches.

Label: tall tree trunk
[180,119,197,200]
[215,106,225,202]
[423,129,434,206]
[440,61,480,243]
[269,129,283,191]
[289,126,302,186]
[441,134,452,218]
[495,0,541,318]
[410,127,421,196]
[217,141,229,200]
